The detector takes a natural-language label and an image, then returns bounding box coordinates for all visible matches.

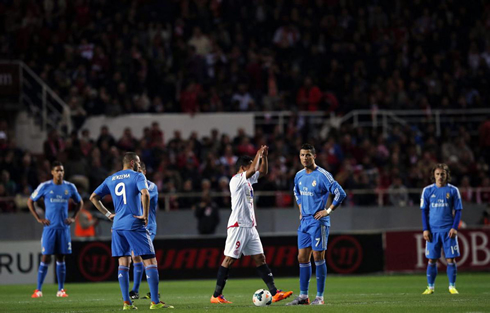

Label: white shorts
[224,227,264,258]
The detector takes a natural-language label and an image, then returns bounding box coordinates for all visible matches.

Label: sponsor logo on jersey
[300,187,314,196]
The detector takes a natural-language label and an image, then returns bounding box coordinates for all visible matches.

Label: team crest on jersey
[65,189,69,195]
[312,180,317,187]
[446,193,450,199]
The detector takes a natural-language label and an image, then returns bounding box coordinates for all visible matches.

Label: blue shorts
[41,227,72,255]
[425,231,460,259]
[298,217,329,251]
[147,225,156,241]
[112,229,155,257]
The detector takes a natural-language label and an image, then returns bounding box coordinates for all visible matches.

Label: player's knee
[428,259,437,264]
[42,255,52,264]
[446,258,455,264]
[253,254,266,266]
[222,257,235,267]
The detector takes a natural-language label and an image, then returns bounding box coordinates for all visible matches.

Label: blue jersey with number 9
[94,169,148,230]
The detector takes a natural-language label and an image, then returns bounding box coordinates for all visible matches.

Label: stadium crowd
[1,0,490,211]
[0,115,489,212]
[1,0,490,122]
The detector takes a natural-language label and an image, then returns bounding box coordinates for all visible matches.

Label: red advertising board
[385,229,490,272]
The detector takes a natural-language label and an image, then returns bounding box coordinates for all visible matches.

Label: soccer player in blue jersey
[287,143,346,306]
[90,152,173,310]
[27,161,83,298]
[420,163,462,295]
[129,161,158,300]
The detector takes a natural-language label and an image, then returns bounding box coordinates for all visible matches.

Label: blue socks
[132,262,144,293]
[447,263,457,287]
[118,266,131,303]
[315,260,327,297]
[145,265,160,303]
[37,262,49,291]
[427,262,437,287]
[56,262,66,291]
[299,262,311,296]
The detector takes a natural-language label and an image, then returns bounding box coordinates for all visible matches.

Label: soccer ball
[252,289,272,307]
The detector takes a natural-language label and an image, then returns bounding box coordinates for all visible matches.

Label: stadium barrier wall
[0,241,55,285]
[0,205,487,240]
[64,233,384,282]
[385,228,490,272]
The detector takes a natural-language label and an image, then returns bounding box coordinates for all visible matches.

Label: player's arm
[66,198,83,225]
[27,197,50,226]
[420,188,431,242]
[314,180,346,219]
[90,192,115,221]
[27,184,50,226]
[449,187,463,238]
[258,146,268,179]
[293,176,302,220]
[133,174,150,225]
[245,145,267,179]
[134,188,150,226]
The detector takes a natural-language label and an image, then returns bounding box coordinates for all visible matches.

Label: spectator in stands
[388,176,409,207]
[194,194,220,235]
[43,130,65,163]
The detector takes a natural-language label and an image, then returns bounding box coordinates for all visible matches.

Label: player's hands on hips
[134,215,148,226]
[64,217,75,225]
[107,213,115,221]
[38,218,50,226]
[423,230,432,242]
[314,209,329,220]
[448,228,458,238]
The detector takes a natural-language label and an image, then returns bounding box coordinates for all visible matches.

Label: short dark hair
[122,152,139,166]
[300,143,316,155]
[431,163,451,183]
[51,161,63,169]
[235,155,253,172]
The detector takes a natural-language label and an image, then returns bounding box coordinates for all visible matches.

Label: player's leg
[296,225,313,303]
[55,228,71,297]
[32,229,54,298]
[112,230,135,309]
[443,234,460,294]
[311,225,329,305]
[423,232,442,294]
[211,227,244,303]
[247,228,292,302]
[130,229,174,309]
[55,254,68,297]
[130,252,144,299]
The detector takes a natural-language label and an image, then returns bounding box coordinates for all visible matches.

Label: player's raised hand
[134,215,148,226]
[423,230,432,242]
[262,145,269,156]
[38,218,50,226]
[64,217,75,225]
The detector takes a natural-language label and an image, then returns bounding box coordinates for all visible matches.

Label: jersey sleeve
[293,174,302,206]
[325,180,346,206]
[136,173,149,192]
[249,171,260,185]
[452,186,463,211]
[70,184,82,203]
[30,183,46,201]
[420,187,430,210]
[94,179,110,197]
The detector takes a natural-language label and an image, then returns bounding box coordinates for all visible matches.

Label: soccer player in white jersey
[287,143,346,306]
[210,145,293,304]
[420,163,462,295]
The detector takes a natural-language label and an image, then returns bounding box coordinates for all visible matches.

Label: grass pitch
[1,273,489,312]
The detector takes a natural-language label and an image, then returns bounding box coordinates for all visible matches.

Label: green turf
[1,274,489,312]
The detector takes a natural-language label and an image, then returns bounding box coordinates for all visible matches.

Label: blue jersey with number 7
[94,169,148,230]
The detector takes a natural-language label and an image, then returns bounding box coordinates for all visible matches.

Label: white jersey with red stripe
[227,171,260,228]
